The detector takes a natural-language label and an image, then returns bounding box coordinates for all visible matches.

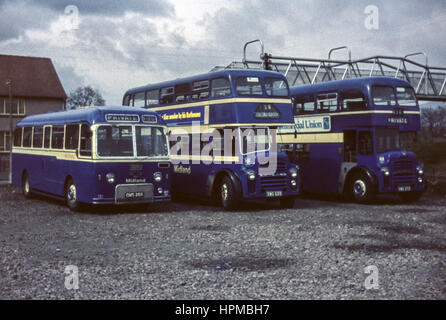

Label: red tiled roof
[0,54,66,99]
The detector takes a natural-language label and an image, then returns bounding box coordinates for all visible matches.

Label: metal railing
[212,41,446,102]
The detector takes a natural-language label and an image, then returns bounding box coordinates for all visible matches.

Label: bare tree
[421,106,446,140]
[67,86,106,110]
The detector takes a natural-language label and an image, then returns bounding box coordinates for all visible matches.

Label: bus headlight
[291,180,297,187]
[381,167,390,176]
[154,172,162,182]
[246,170,256,181]
[106,173,115,184]
[416,166,423,175]
[158,187,163,194]
[289,168,298,179]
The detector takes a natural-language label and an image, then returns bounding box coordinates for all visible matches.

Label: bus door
[339,130,357,193]
[356,130,374,166]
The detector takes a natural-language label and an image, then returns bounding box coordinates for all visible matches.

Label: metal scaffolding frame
[212,40,446,102]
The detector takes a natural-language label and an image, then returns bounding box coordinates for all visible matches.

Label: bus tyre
[399,191,423,203]
[280,197,295,209]
[349,173,375,204]
[22,172,33,199]
[66,179,82,211]
[220,175,241,211]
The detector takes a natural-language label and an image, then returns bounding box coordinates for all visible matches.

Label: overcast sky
[1,0,445,104]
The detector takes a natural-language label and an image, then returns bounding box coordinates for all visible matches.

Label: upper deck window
[192,80,210,100]
[211,78,231,97]
[341,91,367,110]
[146,89,159,106]
[123,94,131,106]
[317,93,338,112]
[264,78,289,97]
[134,92,145,107]
[396,87,417,107]
[236,77,263,96]
[175,83,191,103]
[372,86,396,106]
[160,87,174,105]
[294,95,315,114]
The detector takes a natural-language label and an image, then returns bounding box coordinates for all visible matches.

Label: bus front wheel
[66,179,82,211]
[22,172,33,199]
[220,175,241,211]
[349,173,375,204]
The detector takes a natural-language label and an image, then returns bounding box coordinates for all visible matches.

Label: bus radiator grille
[391,160,416,184]
[260,176,288,190]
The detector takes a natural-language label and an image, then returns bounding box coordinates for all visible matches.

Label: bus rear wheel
[399,191,423,203]
[349,173,375,204]
[220,175,241,211]
[66,178,82,211]
[22,172,33,199]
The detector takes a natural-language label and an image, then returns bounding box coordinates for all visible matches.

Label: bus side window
[133,92,145,107]
[33,126,43,148]
[317,93,338,112]
[211,78,231,97]
[44,126,51,149]
[123,94,131,106]
[51,126,64,149]
[160,87,174,105]
[175,83,191,103]
[79,124,92,157]
[341,91,366,110]
[294,95,315,114]
[146,89,159,106]
[192,80,210,100]
[13,128,22,147]
[358,131,373,155]
[65,125,79,150]
[23,127,32,148]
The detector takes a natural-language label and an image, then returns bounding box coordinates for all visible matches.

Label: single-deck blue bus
[277,77,426,203]
[123,69,300,210]
[12,106,171,210]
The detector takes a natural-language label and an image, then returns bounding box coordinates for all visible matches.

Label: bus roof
[16,106,166,127]
[290,77,413,96]
[124,69,289,95]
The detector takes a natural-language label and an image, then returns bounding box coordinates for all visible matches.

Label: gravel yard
[0,185,445,300]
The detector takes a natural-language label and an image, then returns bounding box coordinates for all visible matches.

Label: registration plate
[398,186,411,192]
[266,191,283,197]
[125,191,144,199]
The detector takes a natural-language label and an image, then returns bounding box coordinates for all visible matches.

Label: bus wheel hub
[353,180,366,197]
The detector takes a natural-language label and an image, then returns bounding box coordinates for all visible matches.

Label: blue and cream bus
[278,77,426,203]
[12,106,171,210]
[123,69,300,209]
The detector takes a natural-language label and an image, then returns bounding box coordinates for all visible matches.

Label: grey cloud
[2,0,174,16]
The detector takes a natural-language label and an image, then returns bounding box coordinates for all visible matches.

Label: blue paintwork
[289,77,425,196]
[12,106,171,205]
[124,70,300,200]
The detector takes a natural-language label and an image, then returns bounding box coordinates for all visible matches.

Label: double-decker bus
[12,106,171,210]
[123,69,300,210]
[278,77,426,203]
